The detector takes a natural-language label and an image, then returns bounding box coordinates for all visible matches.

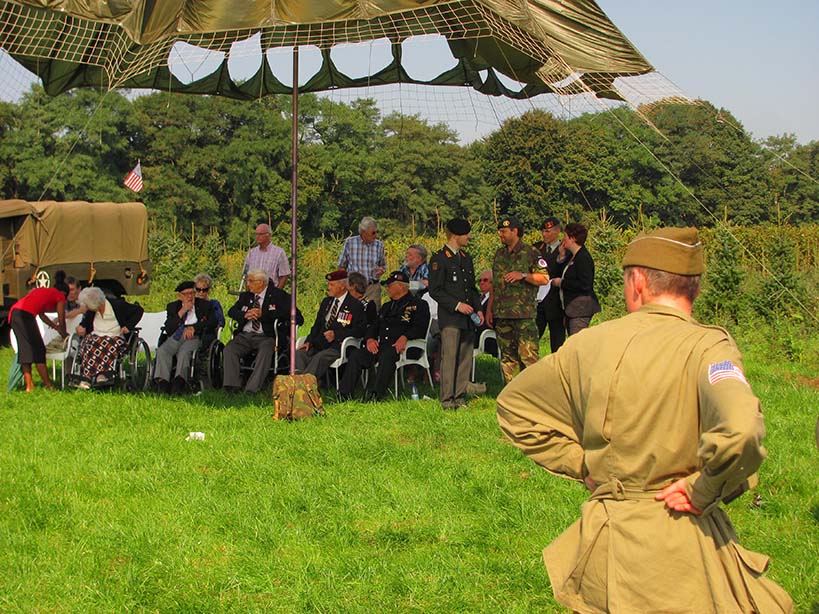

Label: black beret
[175,281,195,292]
[446,218,471,235]
[498,215,523,231]
[542,216,561,230]
[381,270,409,285]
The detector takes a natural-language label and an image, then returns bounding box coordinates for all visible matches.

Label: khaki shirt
[491,241,547,319]
[497,304,793,613]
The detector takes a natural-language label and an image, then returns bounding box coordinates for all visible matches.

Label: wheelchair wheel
[206,340,224,389]
[123,338,151,391]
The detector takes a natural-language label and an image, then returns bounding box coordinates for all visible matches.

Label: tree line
[0,86,817,247]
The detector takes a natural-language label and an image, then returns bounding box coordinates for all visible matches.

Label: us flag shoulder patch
[708,360,748,386]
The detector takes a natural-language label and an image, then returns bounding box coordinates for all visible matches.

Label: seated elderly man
[399,244,429,293]
[338,270,430,401]
[223,269,303,394]
[153,281,218,394]
[295,269,366,384]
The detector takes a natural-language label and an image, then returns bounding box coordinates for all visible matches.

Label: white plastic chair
[394,317,434,395]
[328,336,362,389]
[471,329,501,381]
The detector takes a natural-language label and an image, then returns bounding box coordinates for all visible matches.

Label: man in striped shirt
[244,223,290,289]
[337,216,386,306]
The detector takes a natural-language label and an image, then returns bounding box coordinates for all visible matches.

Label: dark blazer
[162,297,217,342]
[560,246,600,318]
[79,297,144,334]
[228,281,304,338]
[534,240,567,320]
[367,291,430,345]
[306,293,366,351]
[429,244,481,331]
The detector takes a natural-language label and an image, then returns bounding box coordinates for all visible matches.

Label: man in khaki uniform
[497,227,792,613]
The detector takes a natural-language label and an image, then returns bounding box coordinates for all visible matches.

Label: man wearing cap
[497,228,792,613]
[533,217,567,353]
[429,219,483,409]
[153,280,217,394]
[295,270,366,384]
[338,270,430,401]
[487,215,549,383]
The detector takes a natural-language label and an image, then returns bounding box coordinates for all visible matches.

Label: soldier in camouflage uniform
[487,215,549,383]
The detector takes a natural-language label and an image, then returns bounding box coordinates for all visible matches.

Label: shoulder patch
[708,361,748,386]
[537,258,548,269]
[431,261,439,271]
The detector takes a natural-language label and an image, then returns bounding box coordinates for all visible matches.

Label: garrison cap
[325,269,348,281]
[622,227,704,275]
[175,280,195,292]
[446,218,471,235]
[498,215,523,232]
[381,270,409,285]
[542,216,561,230]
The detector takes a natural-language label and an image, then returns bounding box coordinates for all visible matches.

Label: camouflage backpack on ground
[272,374,325,421]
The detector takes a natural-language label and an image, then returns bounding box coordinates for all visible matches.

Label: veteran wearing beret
[295,269,366,384]
[497,227,792,613]
[429,219,483,409]
[487,215,549,383]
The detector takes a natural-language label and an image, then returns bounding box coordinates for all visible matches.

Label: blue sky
[597,0,819,144]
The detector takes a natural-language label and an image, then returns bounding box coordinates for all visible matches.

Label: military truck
[0,200,152,325]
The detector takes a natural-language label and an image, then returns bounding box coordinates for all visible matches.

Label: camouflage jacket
[492,241,547,319]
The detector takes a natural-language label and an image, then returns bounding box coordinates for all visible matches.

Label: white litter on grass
[186,432,205,441]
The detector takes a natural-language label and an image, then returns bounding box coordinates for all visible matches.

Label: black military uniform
[429,219,481,408]
[338,271,430,400]
[533,218,567,353]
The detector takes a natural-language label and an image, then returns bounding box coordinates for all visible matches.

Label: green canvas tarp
[1,200,149,269]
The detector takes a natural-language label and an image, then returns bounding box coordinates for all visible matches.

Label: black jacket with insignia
[367,290,429,345]
[429,244,481,330]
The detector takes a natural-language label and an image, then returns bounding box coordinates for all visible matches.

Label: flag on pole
[123,161,143,192]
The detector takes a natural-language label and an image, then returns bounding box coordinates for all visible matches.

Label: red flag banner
[124,162,143,192]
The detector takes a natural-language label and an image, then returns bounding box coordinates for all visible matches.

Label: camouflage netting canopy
[0,0,655,101]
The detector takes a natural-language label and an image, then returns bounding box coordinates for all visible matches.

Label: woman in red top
[9,283,69,391]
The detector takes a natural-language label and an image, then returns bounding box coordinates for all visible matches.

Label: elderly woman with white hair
[75,287,143,388]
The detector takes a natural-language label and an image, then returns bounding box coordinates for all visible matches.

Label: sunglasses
[195,286,210,293]
[479,277,491,282]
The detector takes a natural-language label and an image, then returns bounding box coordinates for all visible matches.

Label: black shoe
[154,378,170,394]
[171,376,187,395]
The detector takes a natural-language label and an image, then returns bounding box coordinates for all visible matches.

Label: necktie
[251,294,261,331]
[326,298,340,327]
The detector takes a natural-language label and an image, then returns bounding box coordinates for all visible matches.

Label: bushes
[145,221,819,367]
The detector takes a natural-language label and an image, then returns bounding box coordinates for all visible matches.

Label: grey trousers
[295,346,341,383]
[154,337,201,382]
[223,332,276,393]
[439,326,473,404]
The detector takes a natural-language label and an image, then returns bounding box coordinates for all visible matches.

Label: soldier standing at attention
[429,218,483,410]
[486,215,549,383]
[497,227,793,613]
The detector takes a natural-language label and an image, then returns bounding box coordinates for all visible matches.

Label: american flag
[708,360,748,386]
[123,161,143,192]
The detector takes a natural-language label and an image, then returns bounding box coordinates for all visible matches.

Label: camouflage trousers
[494,318,539,383]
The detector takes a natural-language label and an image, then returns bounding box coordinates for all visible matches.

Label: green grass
[1,349,817,613]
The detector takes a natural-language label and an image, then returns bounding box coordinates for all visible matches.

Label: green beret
[622,227,704,275]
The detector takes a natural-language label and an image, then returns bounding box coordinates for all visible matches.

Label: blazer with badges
[429,244,481,330]
[305,293,366,351]
[534,239,567,319]
[227,282,304,338]
[366,291,430,346]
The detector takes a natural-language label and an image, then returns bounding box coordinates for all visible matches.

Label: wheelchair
[209,323,294,390]
[69,329,151,391]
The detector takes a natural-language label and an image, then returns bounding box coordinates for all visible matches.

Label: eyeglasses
[479,278,491,282]
[195,286,210,293]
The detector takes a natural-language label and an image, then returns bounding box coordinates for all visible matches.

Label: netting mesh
[0,0,691,138]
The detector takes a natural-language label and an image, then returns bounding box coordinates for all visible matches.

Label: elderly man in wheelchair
[222,269,303,394]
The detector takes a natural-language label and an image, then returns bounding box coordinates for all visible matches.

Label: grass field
[1,347,817,613]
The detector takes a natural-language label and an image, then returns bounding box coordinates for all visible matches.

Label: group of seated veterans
[10,261,493,399]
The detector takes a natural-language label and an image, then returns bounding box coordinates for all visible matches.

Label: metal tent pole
[289,46,299,375]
